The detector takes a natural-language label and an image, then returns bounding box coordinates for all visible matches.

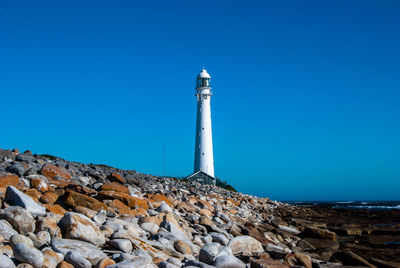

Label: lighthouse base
[185,171,216,186]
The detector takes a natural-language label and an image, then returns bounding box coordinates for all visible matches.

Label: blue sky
[1,0,399,200]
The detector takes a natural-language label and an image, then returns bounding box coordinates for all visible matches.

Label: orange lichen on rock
[41,164,72,180]
[31,177,48,192]
[107,172,126,184]
[0,174,19,188]
[99,190,149,210]
[44,204,67,215]
[100,182,129,194]
[95,258,116,268]
[24,188,42,201]
[40,192,58,205]
[148,193,173,207]
[65,190,108,211]
[129,208,149,217]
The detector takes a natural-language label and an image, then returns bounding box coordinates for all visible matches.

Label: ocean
[286,200,400,211]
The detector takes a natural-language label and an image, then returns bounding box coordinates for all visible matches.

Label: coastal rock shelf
[0,148,398,268]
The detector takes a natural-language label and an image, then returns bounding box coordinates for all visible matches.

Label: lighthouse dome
[197,68,211,79]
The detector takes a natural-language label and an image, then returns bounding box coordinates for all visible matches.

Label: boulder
[64,190,107,212]
[0,254,16,268]
[228,235,264,256]
[278,225,300,235]
[303,227,337,241]
[5,186,46,217]
[199,242,221,264]
[64,251,91,268]
[0,206,35,234]
[42,248,63,268]
[251,258,289,268]
[156,203,173,213]
[210,232,229,246]
[174,240,192,254]
[10,234,34,248]
[0,174,19,188]
[109,239,133,253]
[107,173,126,184]
[41,164,72,180]
[59,212,106,246]
[0,219,18,240]
[140,222,159,235]
[94,258,116,268]
[51,237,107,265]
[37,214,62,237]
[13,243,44,268]
[101,182,130,194]
[6,162,26,176]
[213,255,246,268]
[99,191,149,210]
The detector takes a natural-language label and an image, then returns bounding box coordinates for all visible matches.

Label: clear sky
[1,0,399,201]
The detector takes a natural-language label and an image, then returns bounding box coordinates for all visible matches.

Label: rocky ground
[0,148,398,268]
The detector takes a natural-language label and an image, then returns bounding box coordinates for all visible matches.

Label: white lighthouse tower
[193,68,215,178]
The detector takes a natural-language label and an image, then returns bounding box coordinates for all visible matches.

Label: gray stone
[10,234,34,248]
[167,258,182,267]
[140,222,159,235]
[213,255,245,268]
[215,211,230,223]
[5,186,46,217]
[156,203,173,213]
[201,234,213,244]
[13,243,44,268]
[16,154,35,163]
[183,260,216,268]
[0,219,18,240]
[109,239,133,253]
[159,262,180,268]
[210,232,229,246]
[50,237,107,265]
[65,251,91,268]
[0,206,35,234]
[199,242,220,264]
[6,162,26,176]
[106,251,156,268]
[0,254,16,268]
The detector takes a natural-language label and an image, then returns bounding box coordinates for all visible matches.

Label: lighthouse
[186,68,216,185]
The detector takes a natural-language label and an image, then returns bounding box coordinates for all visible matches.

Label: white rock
[5,186,46,217]
[92,210,107,225]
